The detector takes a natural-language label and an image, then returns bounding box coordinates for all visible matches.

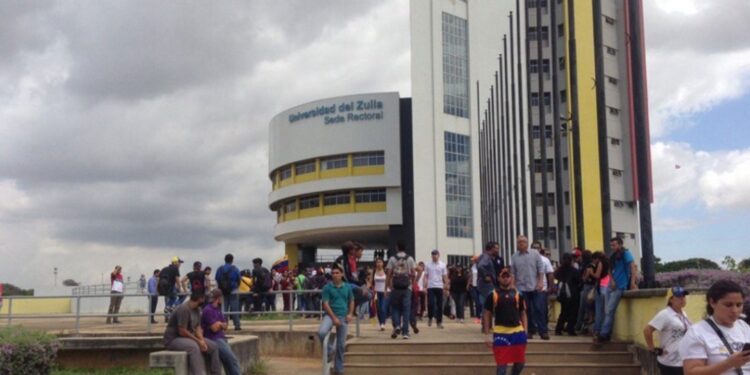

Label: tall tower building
[478,0,653,265]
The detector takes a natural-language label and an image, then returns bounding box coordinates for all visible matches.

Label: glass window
[355,189,387,203]
[532,125,541,139]
[299,195,320,210]
[528,27,537,41]
[444,132,473,238]
[442,13,469,118]
[529,60,539,73]
[295,160,315,175]
[284,200,296,213]
[542,59,550,73]
[321,155,348,170]
[606,46,617,55]
[559,57,566,71]
[531,93,540,106]
[323,192,350,206]
[352,151,385,167]
[560,90,567,103]
[279,166,292,180]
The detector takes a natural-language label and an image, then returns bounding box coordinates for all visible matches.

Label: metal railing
[0,289,368,335]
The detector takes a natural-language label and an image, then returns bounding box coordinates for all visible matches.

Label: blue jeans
[215,338,242,375]
[296,291,307,311]
[318,315,348,374]
[470,286,484,318]
[223,292,241,329]
[427,288,444,324]
[521,290,547,335]
[593,286,608,335]
[600,288,624,338]
[390,289,411,335]
[376,291,388,325]
[575,284,595,331]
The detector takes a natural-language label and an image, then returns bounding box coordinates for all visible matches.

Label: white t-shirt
[424,261,447,289]
[679,318,750,374]
[648,307,692,367]
[541,256,554,291]
[373,272,387,293]
[471,264,478,287]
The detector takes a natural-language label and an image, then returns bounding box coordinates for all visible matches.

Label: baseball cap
[172,256,184,264]
[431,249,440,255]
[669,286,689,298]
[573,249,582,257]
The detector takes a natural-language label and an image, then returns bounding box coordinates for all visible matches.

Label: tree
[62,279,80,287]
[656,258,720,273]
[722,256,738,272]
[738,258,750,273]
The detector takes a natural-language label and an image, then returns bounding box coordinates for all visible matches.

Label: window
[558,23,564,38]
[529,60,539,74]
[533,159,543,173]
[566,225,571,239]
[299,195,320,210]
[355,189,386,203]
[559,57,565,71]
[284,200,296,213]
[606,46,617,56]
[613,200,625,208]
[611,138,621,145]
[612,169,623,177]
[527,0,538,8]
[543,92,551,111]
[531,93,540,106]
[443,13,470,118]
[608,76,618,85]
[545,158,554,173]
[532,125,541,139]
[542,59,550,74]
[544,125,553,139]
[562,157,568,171]
[321,155,348,170]
[323,192,350,206]
[560,89,567,103]
[445,132,473,238]
[540,0,548,7]
[564,191,570,205]
[279,166,292,180]
[295,160,315,175]
[609,107,620,115]
[534,193,544,206]
[604,15,615,25]
[528,27,537,41]
[540,26,549,42]
[352,151,384,167]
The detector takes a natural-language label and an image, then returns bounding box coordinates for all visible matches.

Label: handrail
[321,330,334,375]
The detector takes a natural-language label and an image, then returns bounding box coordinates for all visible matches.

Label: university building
[268,0,654,274]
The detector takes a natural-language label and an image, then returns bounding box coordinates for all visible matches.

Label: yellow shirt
[238,276,252,293]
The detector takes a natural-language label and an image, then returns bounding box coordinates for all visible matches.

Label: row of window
[276,151,385,181]
[280,189,387,213]
[442,12,470,118]
[532,125,568,139]
[445,132,473,238]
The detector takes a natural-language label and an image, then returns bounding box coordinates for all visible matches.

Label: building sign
[288,99,384,125]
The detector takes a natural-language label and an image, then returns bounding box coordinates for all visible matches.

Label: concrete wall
[0,298,71,314]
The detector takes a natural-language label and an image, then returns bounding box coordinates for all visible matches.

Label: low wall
[242,329,322,358]
[0,298,71,314]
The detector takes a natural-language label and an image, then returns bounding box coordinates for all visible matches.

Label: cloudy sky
[1,1,748,290]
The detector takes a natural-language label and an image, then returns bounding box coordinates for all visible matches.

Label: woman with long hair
[449,265,469,323]
[643,286,692,375]
[373,258,388,330]
[680,280,750,375]
[106,265,124,324]
[575,250,596,333]
[554,253,582,335]
[591,252,610,338]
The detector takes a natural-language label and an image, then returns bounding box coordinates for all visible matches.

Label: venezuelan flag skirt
[492,325,528,365]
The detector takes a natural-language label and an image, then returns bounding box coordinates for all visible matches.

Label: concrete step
[345,351,635,364]
[346,340,630,354]
[344,363,642,375]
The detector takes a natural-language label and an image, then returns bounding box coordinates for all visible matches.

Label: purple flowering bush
[656,269,750,307]
[0,326,58,375]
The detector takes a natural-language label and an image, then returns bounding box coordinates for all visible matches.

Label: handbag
[111,279,124,293]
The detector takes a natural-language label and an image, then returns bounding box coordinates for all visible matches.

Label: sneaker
[437,323,444,329]
[410,322,419,334]
[391,329,398,339]
[428,319,433,327]
[402,334,410,340]
[379,324,385,331]
[458,319,464,324]
[540,333,550,340]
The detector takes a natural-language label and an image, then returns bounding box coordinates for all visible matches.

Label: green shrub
[0,326,59,375]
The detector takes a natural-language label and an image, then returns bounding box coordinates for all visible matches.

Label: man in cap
[158,256,184,322]
[424,249,449,329]
[201,289,242,375]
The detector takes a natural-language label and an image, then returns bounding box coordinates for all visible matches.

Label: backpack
[218,265,234,293]
[157,266,173,296]
[492,289,521,310]
[391,253,412,290]
[262,269,273,291]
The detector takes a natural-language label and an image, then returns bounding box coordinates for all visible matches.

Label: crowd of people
[101,237,750,375]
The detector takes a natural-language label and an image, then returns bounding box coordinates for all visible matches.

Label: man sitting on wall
[164,292,221,375]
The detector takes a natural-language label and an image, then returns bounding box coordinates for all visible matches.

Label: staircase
[345,339,641,375]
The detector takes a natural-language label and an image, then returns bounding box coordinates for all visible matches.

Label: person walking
[334,241,372,312]
[596,237,638,344]
[163,293,221,375]
[201,289,242,375]
[373,258,388,330]
[478,242,501,327]
[158,257,184,322]
[386,245,416,339]
[425,249,449,329]
[643,286,692,375]
[511,236,548,340]
[450,265,469,324]
[680,280,750,375]
[318,264,354,375]
[106,265,125,324]
[147,269,160,324]
[416,261,427,319]
[215,253,241,331]
[483,267,528,375]
[138,274,147,294]
[469,255,481,323]
[251,258,272,312]
[554,253,582,336]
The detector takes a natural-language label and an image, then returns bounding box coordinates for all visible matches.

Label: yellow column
[285,243,299,270]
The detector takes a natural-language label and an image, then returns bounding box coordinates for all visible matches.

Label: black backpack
[218,265,234,293]
[391,253,412,290]
[157,266,173,296]
[261,268,273,291]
